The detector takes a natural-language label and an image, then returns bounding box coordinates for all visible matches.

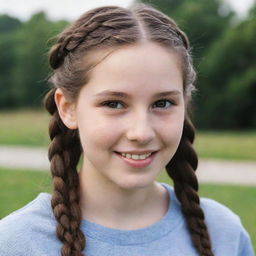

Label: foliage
[0,15,21,108]
[0,15,21,34]
[197,8,256,128]
[140,0,234,65]
[0,12,68,108]
[0,2,256,129]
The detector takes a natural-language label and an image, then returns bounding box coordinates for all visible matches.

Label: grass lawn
[195,130,256,161]
[0,168,255,252]
[0,168,52,218]
[1,109,256,160]
[0,109,50,147]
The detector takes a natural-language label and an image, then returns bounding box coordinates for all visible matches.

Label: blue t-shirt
[0,182,254,256]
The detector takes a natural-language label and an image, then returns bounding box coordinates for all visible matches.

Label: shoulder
[161,182,243,231]
[200,197,254,255]
[0,192,52,228]
[0,193,54,255]
[160,183,254,255]
[199,197,243,239]
[200,197,240,224]
[162,182,242,228]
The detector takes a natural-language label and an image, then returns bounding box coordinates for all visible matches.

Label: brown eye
[101,100,124,109]
[153,99,173,109]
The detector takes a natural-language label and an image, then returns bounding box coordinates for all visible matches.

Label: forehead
[82,42,183,96]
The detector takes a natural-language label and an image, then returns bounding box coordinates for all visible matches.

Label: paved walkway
[0,146,256,186]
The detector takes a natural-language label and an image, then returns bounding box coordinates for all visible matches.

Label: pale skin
[55,42,185,230]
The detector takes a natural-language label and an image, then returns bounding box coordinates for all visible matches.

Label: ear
[54,88,78,130]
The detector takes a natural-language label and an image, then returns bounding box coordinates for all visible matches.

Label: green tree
[139,0,234,62]
[0,15,21,34]
[11,12,67,107]
[0,15,21,108]
[197,4,256,128]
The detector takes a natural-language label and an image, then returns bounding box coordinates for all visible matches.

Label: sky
[0,0,255,21]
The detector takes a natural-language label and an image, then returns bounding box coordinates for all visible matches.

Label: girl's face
[72,42,184,191]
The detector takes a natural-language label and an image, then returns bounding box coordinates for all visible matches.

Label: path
[0,146,255,186]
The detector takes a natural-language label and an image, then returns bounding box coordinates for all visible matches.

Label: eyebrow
[93,90,182,98]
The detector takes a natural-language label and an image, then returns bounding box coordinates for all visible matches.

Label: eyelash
[101,99,175,110]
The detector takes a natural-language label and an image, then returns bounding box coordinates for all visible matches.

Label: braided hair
[44,3,214,256]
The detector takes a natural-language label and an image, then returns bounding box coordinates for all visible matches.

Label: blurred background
[0,0,255,252]
[1,0,256,129]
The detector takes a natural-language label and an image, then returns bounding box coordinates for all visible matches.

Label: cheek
[161,122,183,147]
[160,110,184,142]
[159,116,184,164]
[77,115,122,152]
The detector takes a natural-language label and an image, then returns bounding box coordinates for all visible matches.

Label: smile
[118,152,152,160]
[114,151,158,168]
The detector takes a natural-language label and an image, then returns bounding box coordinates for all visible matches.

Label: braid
[49,6,135,70]
[166,116,214,256]
[44,89,86,256]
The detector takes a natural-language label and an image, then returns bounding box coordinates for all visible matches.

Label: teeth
[120,152,152,160]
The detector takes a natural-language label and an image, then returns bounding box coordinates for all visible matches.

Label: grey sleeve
[238,223,255,256]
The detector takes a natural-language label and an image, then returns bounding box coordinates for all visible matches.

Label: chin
[114,175,156,191]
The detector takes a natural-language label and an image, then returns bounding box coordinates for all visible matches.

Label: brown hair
[44,3,214,256]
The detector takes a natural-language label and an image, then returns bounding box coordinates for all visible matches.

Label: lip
[114,151,158,168]
[115,150,158,154]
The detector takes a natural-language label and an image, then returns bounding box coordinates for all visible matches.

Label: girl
[0,3,254,256]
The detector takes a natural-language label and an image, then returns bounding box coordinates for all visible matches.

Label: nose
[126,112,155,145]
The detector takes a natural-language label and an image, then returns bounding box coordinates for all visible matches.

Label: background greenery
[0,0,256,129]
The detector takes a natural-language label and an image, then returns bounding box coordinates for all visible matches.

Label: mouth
[114,151,158,158]
[113,151,158,168]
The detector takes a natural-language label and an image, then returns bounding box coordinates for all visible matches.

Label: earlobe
[54,88,78,130]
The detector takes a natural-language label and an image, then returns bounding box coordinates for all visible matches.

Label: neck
[78,167,169,230]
